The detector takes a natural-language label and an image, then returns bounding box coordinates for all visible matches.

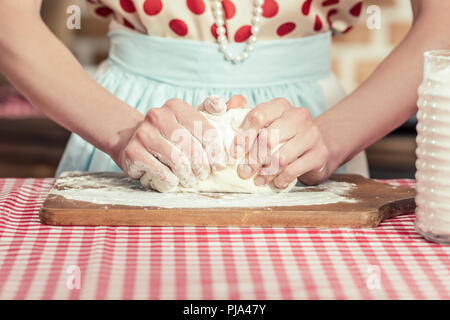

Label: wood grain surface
[40,173,416,228]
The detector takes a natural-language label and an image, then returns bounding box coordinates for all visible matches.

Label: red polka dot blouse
[86,0,364,42]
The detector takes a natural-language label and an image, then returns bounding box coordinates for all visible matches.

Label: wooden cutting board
[40,172,415,228]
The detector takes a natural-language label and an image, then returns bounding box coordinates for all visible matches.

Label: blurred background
[0,0,415,179]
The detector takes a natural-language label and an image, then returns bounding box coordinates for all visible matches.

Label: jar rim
[425,50,450,60]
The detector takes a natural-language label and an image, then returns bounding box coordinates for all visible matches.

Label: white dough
[140,108,296,193]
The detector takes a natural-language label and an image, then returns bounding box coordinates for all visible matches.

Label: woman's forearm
[315,1,450,173]
[0,2,143,159]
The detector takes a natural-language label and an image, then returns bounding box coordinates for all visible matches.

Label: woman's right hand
[113,98,228,192]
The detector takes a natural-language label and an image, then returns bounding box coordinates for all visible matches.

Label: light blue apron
[56,29,333,175]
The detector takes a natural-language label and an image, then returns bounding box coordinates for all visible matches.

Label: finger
[243,108,305,177]
[136,121,196,188]
[122,142,179,192]
[165,98,227,170]
[254,152,282,186]
[230,98,291,159]
[298,162,328,186]
[226,94,249,110]
[146,107,210,180]
[255,124,318,185]
[198,95,227,114]
[273,146,328,189]
[236,149,257,180]
[237,127,272,179]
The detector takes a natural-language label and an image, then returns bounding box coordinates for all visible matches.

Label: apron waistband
[107,29,331,88]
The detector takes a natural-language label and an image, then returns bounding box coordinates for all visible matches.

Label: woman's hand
[230,97,331,188]
[114,98,227,192]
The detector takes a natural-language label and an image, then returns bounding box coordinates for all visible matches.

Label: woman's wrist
[103,109,144,165]
[313,113,349,175]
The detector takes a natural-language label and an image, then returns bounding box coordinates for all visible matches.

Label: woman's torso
[57,1,369,176]
[86,0,364,42]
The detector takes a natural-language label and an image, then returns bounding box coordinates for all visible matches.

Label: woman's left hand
[229,97,331,188]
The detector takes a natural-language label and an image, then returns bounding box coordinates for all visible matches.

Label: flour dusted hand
[230,98,331,188]
[140,96,296,193]
[116,97,227,192]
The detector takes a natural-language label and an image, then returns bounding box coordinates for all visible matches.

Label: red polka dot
[314,15,323,31]
[123,18,135,29]
[120,0,136,13]
[262,0,278,18]
[169,19,188,36]
[234,25,252,42]
[322,0,339,6]
[326,9,338,26]
[211,23,228,39]
[186,0,205,15]
[143,0,163,16]
[95,7,113,17]
[342,26,353,33]
[222,0,236,19]
[276,22,296,36]
[349,1,362,17]
[211,24,218,39]
[301,0,312,15]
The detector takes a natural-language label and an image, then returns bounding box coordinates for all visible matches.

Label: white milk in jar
[416,50,450,244]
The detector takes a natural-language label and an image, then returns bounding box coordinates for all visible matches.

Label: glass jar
[416,50,450,244]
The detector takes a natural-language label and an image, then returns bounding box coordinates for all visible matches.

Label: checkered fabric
[0,178,449,300]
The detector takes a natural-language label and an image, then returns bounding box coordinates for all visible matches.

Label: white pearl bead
[252,16,261,25]
[253,7,263,16]
[214,0,261,63]
[216,18,224,26]
[218,35,227,43]
[217,26,226,35]
[233,56,242,64]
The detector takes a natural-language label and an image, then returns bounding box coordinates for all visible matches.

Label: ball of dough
[141,108,297,193]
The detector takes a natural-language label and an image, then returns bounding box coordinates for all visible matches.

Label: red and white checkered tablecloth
[0,178,449,300]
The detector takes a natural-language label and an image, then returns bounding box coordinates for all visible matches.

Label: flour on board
[50,172,358,209]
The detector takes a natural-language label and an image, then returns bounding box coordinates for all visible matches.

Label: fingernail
[238,164,253,179]
[180,178,196,188]
[215,154,227,170]
[204,95,226,114]
[275,179,288,189]
[198,168,209,181]
[254,176,265,186]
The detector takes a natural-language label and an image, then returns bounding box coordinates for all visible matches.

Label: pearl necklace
[213,0,264,64]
